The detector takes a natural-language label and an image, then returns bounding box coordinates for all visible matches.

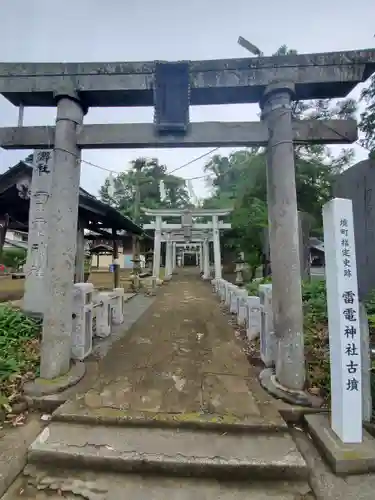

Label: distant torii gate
[0,49,373,404]
[174,243,203,270]
[143,208,232,280]
[161,234,208,274]
[161,233,212,278]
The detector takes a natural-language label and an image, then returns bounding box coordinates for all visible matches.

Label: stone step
[4,465,314,500]
[28,422,308,481]
[52,408,287,434]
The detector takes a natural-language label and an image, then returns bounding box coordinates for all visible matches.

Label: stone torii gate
[143,208,232,280]
[0,49,373,403]
[173,242,204,270]
[163,234,211,278]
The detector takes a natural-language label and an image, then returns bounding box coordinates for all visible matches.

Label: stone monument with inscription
[23,150,53,318]
[323,198,362,443]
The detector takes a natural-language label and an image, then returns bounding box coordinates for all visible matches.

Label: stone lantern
[235,252,245,287]
[145,250,154,274]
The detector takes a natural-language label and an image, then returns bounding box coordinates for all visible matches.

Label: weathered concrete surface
[28,423,308,480]
[4,273,314,499]
[90,293,152,360]
[293,427,375,500]
[26,294,153,413]
[4,465,313,500]
[53,272,286,431]
[275,399,328,424]
[0,119,357,149]
[23,361,85,397]
[0,49,373,75]
[26,361,99,414]
[0,49,374,106]
[0,415,45,498]
[259,368,322,408]
[306,413,375,475]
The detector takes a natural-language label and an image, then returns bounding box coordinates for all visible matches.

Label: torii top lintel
[1,49,374,107]
[142,208,233,217]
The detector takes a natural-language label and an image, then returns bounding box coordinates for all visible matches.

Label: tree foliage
[0,248,27,269]
[360,73,375,157]
[99,157,191,223]
[202,45,357,277]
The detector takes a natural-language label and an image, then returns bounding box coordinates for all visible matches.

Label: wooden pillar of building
[112,228,120,289]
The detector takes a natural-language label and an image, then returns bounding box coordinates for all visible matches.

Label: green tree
[203,45,357,277]
[360,73,375,157]
[203,150,268,278]
[99,157,191,224]
[204,147,353,270]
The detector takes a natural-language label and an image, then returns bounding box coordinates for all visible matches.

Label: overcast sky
[0,0,374,200]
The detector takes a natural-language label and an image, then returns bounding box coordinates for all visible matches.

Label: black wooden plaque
[153,61,190,134]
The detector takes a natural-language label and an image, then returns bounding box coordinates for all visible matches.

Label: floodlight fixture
[237,36,263,57]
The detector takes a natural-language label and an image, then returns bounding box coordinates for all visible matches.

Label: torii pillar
[172,242,177,273]
[260,82,305,396]
[152,215,162,280]
[212,215,222,279]
[40,92,86,380]
[203,237,210,280]
[165,232,173,277]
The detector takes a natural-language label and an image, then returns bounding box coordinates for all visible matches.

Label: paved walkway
[9,271,315,499]
[56,270,285,429]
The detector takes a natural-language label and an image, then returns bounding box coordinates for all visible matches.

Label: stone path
[55,271,285,429]
[8,271,314,499]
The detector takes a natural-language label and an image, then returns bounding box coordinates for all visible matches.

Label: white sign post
[323,198,362,444]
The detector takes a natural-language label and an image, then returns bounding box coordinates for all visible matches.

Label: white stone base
[95,292,112,338]
[246,296,261,341]
[71,283,94,361]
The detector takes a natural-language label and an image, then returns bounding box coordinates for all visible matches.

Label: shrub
[0,248,27,270]
[364,290,375,335]
[245,276,272,296]
[302,280,330,397]
[0,306,40,411]
[302,280,327,326]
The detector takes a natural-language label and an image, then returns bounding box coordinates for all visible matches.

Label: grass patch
[0,305,41,415]
[245,276,271,297]
[302,280,331,399]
